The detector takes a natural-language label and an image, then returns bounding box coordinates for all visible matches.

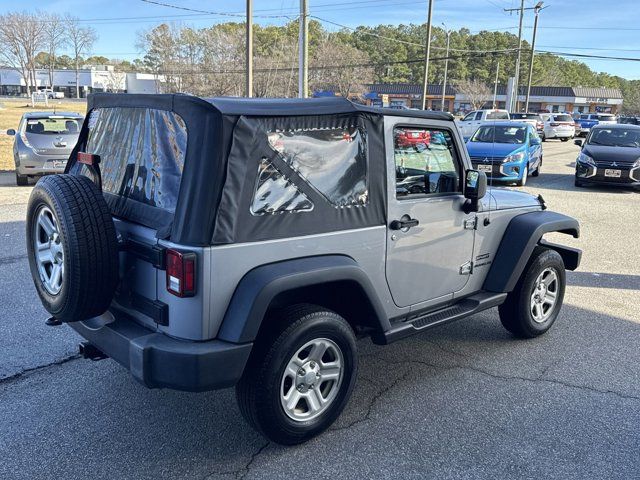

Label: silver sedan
[8,112,84,186]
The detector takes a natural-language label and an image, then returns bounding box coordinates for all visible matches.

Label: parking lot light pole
[504,0,525,112]
[421,0,434,110]
[525,2,544,112]
[246,0,253,98]
[298,0,309,98]
[441,24,451,112]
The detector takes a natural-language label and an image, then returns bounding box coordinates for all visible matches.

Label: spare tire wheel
[26,174,119,323]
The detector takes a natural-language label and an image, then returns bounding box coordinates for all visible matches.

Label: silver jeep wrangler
[26,94,581,445]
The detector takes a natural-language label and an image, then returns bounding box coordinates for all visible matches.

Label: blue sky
[10,0,640,80]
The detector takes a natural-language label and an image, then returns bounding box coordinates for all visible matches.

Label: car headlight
[577,152,596,167]
[633,158,640,168]
[503,152,525,163]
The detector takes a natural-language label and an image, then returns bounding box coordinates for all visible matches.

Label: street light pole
[525,2,544,112]
[504,0,525,112]
[298,0,309,98]
[441,24,451,112]
[246,0,253,98]
[493,61,500,109]
[421,0,434,110]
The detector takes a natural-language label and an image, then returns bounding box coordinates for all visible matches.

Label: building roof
[367,83,457,96]
[573,87,623,99]
[363,83,623,100]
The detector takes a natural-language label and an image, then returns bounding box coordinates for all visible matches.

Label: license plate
[604,169,621,178]
[477,164,492,173]
[52,160,66,169]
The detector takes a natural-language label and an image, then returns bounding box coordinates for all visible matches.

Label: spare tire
[26,174,119,323]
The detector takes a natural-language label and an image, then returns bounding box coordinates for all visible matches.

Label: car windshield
[486,111,509,120]
[596,115,615,121]
[588,128,640,147]
[511,113,539,120]
[470,125,527,144]
[25,117,81,135]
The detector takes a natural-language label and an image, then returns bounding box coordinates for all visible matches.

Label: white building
[0,66,162,97]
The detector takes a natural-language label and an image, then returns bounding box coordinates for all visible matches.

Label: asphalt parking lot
[0,140,638,479]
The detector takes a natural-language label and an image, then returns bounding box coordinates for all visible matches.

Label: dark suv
[26,94,581,445]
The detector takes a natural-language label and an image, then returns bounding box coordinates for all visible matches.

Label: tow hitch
[78,342,108,361]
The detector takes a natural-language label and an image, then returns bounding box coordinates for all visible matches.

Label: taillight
[166,249,196,297]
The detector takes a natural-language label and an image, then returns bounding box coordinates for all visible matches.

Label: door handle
[390,218,419,230]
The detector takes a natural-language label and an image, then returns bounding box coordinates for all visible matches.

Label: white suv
[541,113,575,142]
[457,109,510,138]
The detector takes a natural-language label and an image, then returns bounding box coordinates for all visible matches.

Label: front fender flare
[483,211,580,293]
[216,255,388,344]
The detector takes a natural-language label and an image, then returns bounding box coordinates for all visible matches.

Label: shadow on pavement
[568,271,640,290]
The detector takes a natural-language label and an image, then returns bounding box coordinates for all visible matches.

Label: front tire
[516,165,528,186]
[532,157,541,177]
[499,247,566,338]
[236,305,358,445]
[560,137,569,142]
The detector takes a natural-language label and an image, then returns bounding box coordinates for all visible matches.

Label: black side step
[382,292,507,344]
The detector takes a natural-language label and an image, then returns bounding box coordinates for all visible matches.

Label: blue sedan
[466,121,543,186]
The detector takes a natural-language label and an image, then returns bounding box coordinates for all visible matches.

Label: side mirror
[574,139,583,147]
[464,169,487,213]
[530,137,541,146]
[6,129,16,136]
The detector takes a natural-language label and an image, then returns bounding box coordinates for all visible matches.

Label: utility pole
[298,0,309,98]
[525,2,544,112]
[504,0,525,112]
[493,61,500,109]
[441,24,451,112]
[246,0,253,98]
[421,0,434,110]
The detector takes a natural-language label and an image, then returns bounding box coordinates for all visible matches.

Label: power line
[138,0,296,19]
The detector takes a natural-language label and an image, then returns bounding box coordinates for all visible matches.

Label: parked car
[510,112,544,135]
[466,121,543,186]
[38,88,64,99]
[26,94,580,445]
[8,112,84,186]
[574,124,640,188]
[394,127,431,149]
[457,109,510,138]
[540,113,575,141]
[574,113,617,136]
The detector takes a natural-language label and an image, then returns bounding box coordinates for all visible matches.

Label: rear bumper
[69,311,253,392]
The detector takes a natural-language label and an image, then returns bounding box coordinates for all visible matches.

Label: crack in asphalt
[331,367,413,432]
[0,354,81,386]
[0,254,27,266]
[372,355,640,403]
[202,442,270,480]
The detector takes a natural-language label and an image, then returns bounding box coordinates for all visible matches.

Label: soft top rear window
[86,107,187,212]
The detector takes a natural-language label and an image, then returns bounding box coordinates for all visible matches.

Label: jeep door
[385,117,475,309]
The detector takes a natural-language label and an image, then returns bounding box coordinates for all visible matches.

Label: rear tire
[236,305,358,445]
[26,174,119,323]
[574,177,584,188]
[16,171,28,186]
[560,137,569,142]
[499,247,566,338]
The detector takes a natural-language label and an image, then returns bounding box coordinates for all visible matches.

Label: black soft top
[71,94,452,245]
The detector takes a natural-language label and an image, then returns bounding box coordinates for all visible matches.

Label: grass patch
[0,99,87,171]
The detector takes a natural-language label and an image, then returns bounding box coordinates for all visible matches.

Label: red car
[395,128,431,149]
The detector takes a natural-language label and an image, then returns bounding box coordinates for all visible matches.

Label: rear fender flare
[217,255,388,344]
[483,211,580,293]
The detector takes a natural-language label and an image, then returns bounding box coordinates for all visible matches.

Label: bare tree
[310,37,373,99]
[43,13,66,91]
[136,23,183,93]
[456,79,491,110]
[0,12,45,95]
[65,15,97,98]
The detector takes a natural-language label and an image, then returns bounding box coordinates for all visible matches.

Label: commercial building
[360,84,623,114]
[0,66,162,97]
